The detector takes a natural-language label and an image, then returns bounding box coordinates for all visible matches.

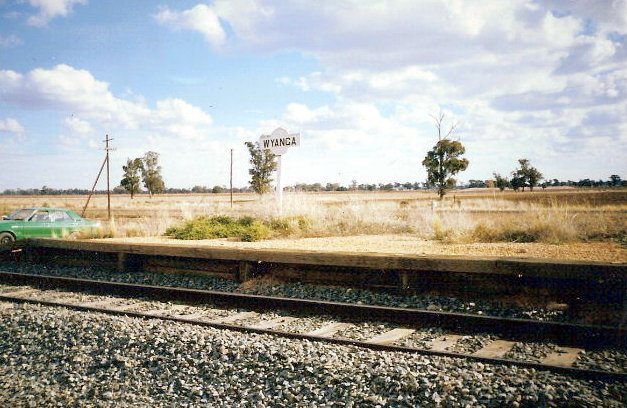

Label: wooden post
[399,270,411,292]
[276,155,283,215]
[81,156,107,217]
[620,287,627,331]
[117,253,127,273]
[104,135,113,221]
[238,261,252,282]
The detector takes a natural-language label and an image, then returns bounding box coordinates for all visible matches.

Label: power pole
[82,135,115,219]
[104,135,114,220]
[81,156,107,218]
[230,148,233,208]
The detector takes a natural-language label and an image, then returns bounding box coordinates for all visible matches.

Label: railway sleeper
[0,285,625,383]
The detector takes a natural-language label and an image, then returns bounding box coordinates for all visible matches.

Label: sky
[0,0,626,190]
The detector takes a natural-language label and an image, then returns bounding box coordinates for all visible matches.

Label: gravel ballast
[2,262,573,323]
[4,281,624,376]
[1,302,624,407]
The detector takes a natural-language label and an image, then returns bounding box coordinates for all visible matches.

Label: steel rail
[1,288,625,383]
[1,270,624,348]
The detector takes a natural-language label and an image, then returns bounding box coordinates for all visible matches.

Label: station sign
[258,127,301,215]
[259,127,300,155]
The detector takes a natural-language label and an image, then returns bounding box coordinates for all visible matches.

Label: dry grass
[1,188,625,244]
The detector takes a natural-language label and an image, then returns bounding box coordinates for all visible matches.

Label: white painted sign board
[259,128,300,155]
[258,127,300,215]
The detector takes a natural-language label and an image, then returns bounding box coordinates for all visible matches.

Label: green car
[0,207,101,244]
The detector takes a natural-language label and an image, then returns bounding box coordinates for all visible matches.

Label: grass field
[1,188,625,244]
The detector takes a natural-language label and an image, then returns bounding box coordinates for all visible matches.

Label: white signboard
[259,127,300,155]
[258,127,300,215]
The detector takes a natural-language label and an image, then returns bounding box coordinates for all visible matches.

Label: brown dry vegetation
[1,188,625,250]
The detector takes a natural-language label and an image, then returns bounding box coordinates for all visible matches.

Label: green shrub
[165,214,315,242]
[166,215,270,241]
[238,215,255,227]
[212,215,235,225]
[267,215,313,236]
[269,217,291,232]
[240,222,271,242]
[296,215,312,232]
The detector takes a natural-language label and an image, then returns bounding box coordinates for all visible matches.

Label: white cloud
[204,0,626,179]
[0,64,148,128]
[59,116,94,146]
[0,64,215,142]
[543,0,627,35]
[155,4,226,49]
[249,101,433,184]
[0,65,224,188]
[27,0,87,27]
[209,1,625,103]
[283,103,333,125]
[4,2,625,186]
[265,91,627,184]
[151,98,213,140]
[63,116,92,135]
[0,117,24,134]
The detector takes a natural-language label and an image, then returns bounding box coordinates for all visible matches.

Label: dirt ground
[102,234,626,264]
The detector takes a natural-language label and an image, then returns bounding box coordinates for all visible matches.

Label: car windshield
[66,210,82,221]
[4,209,34,220]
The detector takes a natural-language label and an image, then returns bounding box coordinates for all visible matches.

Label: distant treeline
[1,177,624,196]
[288,178,625,192]
[467,177,626,189]
[0,185,252,195]
[286,182,424,192]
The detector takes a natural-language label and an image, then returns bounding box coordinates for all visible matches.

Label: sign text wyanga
[259,128,300,155]
[262,136,299,149]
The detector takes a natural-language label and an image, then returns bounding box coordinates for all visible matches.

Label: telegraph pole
[104,135,114,220]
[81,156,107,218]
[82,134,115,219]
[230,148,234,208]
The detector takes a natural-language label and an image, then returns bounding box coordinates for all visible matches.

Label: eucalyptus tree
[422,113,469,199]
[245,141,277,195]
[513,159,543,192]
[141,151,165,197]
[120,158,144,199]
[493,172,510,191]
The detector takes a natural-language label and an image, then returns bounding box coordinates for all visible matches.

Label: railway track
[0,270,625,383]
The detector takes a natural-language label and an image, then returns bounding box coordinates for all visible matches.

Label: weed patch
[432,216,454,241]
[464,218,579,244]
[165,215,313,241]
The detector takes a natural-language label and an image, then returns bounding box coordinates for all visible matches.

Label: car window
[30,211,51,222]
[50,211,73,222]
[5,209,34,220]
[66,210,82,221]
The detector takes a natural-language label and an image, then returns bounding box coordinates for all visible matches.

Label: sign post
[259,128,300,214]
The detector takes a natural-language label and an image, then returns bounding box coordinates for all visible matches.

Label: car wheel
[0,232,15,245]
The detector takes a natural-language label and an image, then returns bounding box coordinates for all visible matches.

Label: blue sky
[0,0,626,190]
